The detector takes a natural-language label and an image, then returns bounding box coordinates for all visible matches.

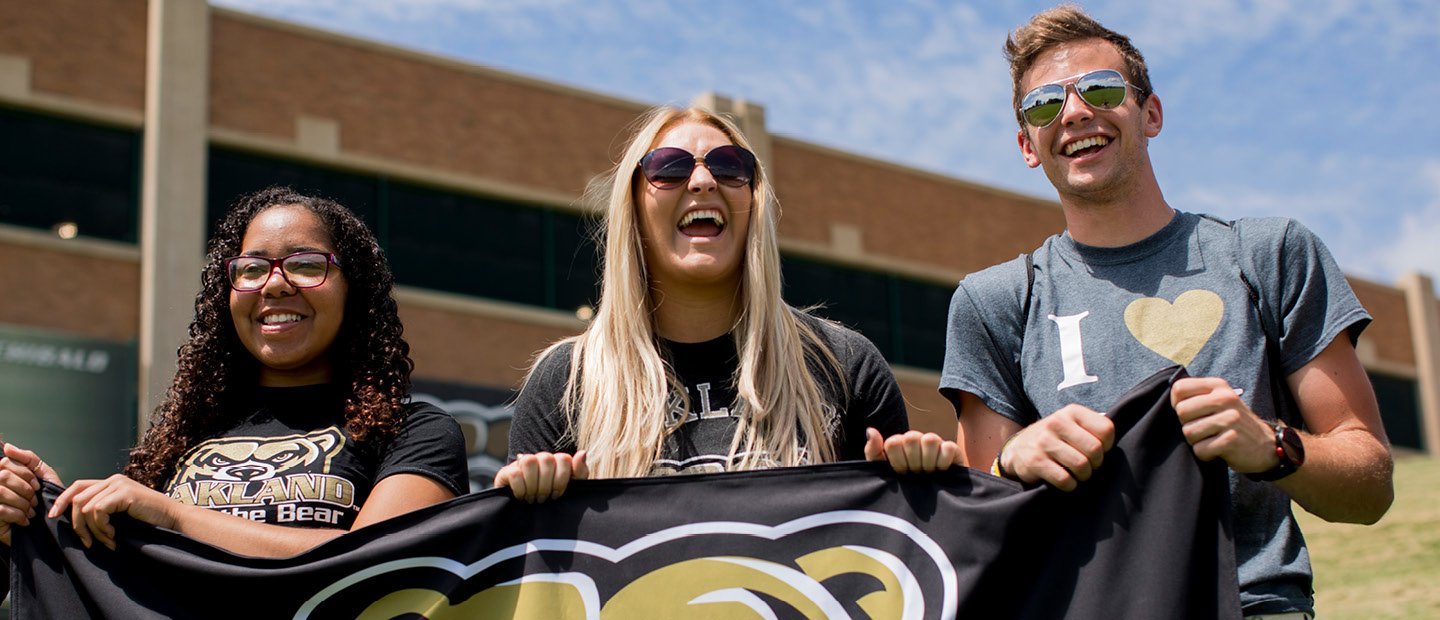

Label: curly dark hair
[124,186,414,488]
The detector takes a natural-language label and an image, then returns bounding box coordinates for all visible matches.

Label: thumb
[573,450,590,480]
[863,428,886,462]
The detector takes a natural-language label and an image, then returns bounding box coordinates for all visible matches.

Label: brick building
[2,1,1437,489]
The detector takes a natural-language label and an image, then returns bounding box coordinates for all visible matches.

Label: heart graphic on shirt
[1123,290,1224,367]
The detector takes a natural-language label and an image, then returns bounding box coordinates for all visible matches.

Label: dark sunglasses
[224,251,341,292]
[1019,69,1131,128]
[637,145,757,190]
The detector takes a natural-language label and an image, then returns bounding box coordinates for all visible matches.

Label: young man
[940,6,1393,618]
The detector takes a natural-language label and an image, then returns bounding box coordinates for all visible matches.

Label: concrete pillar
[1399,272,1440,455]
[692,92,772,178]
[139,0,209,430]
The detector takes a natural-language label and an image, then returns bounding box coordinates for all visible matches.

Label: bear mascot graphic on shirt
[165,428,355,524]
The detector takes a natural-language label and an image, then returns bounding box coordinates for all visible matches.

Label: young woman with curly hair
[0,186,468,556]
[494,106,959,502]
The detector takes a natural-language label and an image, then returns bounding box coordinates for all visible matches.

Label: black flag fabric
[11,366,1240,619]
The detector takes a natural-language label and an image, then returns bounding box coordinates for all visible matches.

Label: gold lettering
[250,478,289,504]
[194,481,232,507]
[290,474,322,500]
[170,484,198,505]
[323,476,354,506]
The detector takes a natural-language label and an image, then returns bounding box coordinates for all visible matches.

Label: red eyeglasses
[224,251,341,292]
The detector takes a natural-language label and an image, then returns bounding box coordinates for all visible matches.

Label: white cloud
[1376,161,1440,281]
[1166,149,1440,284]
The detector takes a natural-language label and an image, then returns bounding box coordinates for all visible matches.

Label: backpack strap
[1013,251,1040,420]
[1022,251,1036,319]
[1206,215,1305,429]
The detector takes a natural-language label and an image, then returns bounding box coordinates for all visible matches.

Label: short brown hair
[1004,4,1153,129]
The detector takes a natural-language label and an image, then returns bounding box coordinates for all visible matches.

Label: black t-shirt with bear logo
[508,313,909,474]
[163,384,468,529]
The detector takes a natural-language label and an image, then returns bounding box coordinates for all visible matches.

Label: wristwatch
[1246,420,1305,482]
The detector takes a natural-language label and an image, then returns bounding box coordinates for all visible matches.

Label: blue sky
[212,0,1440,285]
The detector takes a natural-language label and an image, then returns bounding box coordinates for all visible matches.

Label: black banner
[10,366,1239,619]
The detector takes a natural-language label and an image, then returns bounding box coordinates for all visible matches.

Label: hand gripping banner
[10,366,1240,619]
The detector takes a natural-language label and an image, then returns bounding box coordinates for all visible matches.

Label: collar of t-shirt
[661,334,739,384]
[1056,210,1193,266]
[242,383,346,427]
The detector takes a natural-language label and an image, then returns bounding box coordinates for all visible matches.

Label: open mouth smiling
[1063,135,1110,157]
[678,208,726,238]
[260,312,304,326]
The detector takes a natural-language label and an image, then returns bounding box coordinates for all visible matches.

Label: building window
[1369,372,1422,451]
[894,277,952,370]
[387,181,547,306]
[0,107,140,242]
[207,147,379,236]
[783,256,893,359]
[206,147,601,312]
[782,255,954,371]
[550,210,601,313]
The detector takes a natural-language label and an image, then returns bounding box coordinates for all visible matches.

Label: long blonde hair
[530,106,842,478]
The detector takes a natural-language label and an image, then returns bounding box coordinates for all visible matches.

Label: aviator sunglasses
[1019,69,1131,128]
[637,144,758,190]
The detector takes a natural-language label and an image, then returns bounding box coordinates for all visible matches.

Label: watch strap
[1245,421,1299,482]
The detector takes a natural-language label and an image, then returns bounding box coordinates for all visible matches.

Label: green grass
[1295,453,1440,619]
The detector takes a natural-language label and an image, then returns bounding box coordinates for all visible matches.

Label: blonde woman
[494,106,957,501]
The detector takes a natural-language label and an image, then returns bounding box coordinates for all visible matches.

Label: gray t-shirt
[940,211,1369,616]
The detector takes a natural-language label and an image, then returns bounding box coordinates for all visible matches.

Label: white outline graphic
[294,509,957,619]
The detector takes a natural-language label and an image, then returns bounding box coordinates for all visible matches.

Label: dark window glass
[551,210,601,312]
[782,256,893,359]
[0,107,140,242]
[387,182,546,305]
[895,278,953,370]
[206,148,379,237]
[1369,372,1422,450]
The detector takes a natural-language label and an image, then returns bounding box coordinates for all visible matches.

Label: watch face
[1279,426,1305,467]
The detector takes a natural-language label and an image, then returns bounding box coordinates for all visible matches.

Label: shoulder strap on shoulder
[1212,216,1281,346]
[1011,251,1039,419]
[1022,252,1035,319]
[1208,215,1303,428]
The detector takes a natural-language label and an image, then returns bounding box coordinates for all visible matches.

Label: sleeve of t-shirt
[377,401,470,496]
[835,326,909,459]
[506,343,578,461]
[1239,218,1372,375]
[938,257,1038,426]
